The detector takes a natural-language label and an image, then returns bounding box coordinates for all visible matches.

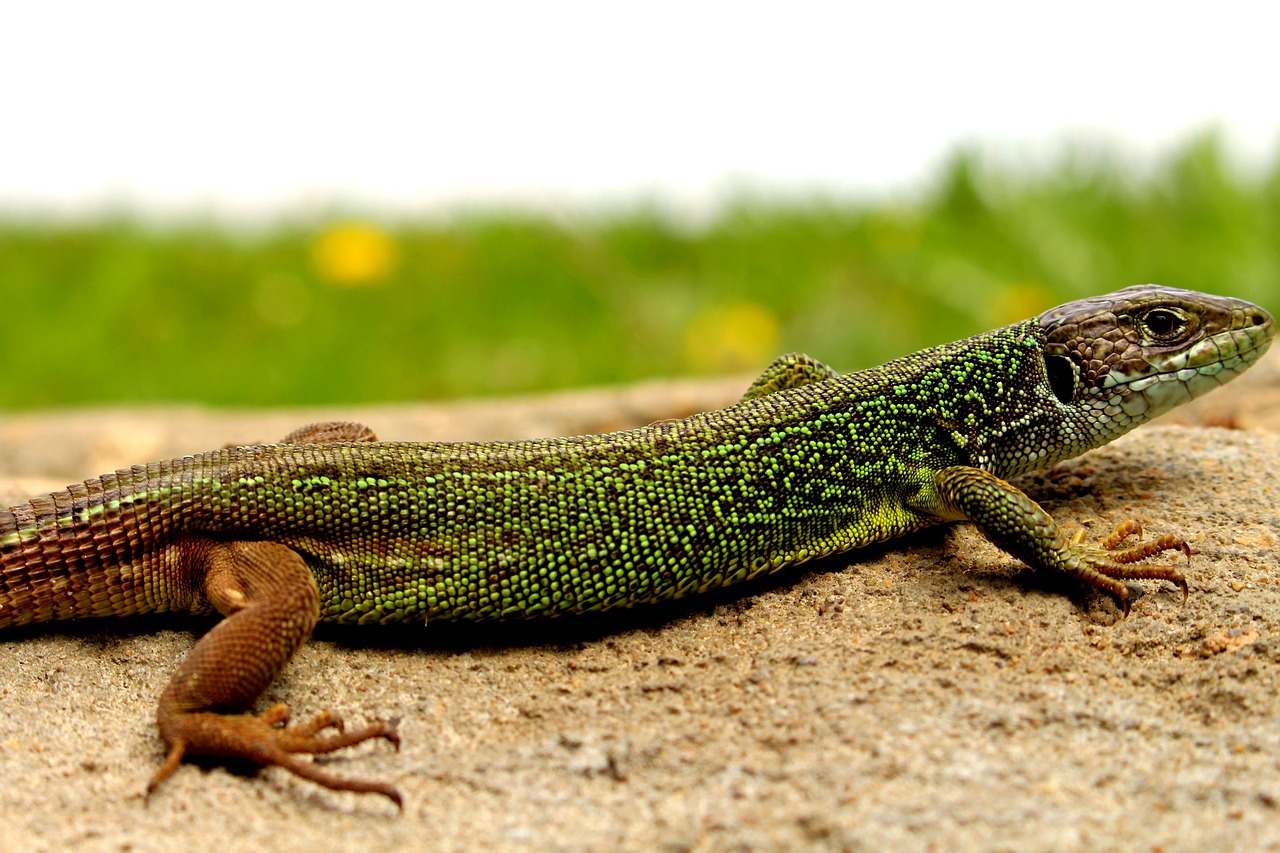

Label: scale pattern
[0,286,1272,629]
[0,284,1273,805]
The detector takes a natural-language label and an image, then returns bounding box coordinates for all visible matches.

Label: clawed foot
[1068,519,1192,617]
[148,703,402,808]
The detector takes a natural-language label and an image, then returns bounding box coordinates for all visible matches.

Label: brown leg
[280,422,379,444]
[149,540,401,807]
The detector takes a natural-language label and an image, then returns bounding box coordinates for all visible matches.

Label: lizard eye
[1139,307,1190,341]
[1045,354,1077,404]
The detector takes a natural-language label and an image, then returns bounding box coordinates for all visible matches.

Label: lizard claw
[1074,519,1191,616]
[152,708,403,807]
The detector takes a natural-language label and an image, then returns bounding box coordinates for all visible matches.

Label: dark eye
[1141,308,1187,339]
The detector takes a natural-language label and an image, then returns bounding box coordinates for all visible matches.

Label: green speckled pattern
[0,285,1272,628]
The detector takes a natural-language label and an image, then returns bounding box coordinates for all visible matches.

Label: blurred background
[2,1,1278,409]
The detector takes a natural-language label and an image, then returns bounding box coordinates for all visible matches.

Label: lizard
[0,284,1273,808]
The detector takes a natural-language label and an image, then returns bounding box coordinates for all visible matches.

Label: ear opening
[1044,354,1077,404]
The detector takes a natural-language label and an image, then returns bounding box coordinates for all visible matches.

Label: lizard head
[1037,284,1275,429]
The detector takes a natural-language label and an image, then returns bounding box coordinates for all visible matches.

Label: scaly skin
[0,284,1273,806]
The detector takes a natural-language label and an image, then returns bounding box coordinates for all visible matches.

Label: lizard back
[0,285,1272,626]
[0,320,1053,625]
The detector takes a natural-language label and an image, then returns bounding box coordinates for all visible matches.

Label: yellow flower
[683,301,780,373]
[311,222,398,286]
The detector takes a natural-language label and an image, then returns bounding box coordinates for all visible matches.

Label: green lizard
[0,284,1273,807]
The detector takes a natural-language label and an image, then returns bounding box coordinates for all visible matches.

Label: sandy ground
[0,360,1278,853]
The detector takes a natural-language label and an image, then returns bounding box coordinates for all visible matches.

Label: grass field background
[1,133,1276,409]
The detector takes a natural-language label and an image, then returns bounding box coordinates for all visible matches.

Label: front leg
[148,539,401,806]
[921,466,1190,615]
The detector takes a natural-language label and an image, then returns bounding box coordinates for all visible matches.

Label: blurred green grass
[1,133,1277,409]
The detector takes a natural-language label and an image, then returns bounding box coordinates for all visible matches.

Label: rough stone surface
[0,359,1277,852]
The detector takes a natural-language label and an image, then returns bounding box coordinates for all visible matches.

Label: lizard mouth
[1106,319,1275,420]
[1118,311,1274,384]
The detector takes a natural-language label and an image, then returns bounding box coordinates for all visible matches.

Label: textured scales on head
[1018,284,1276,472]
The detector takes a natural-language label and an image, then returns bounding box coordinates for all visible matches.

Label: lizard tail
[0,471,200,629]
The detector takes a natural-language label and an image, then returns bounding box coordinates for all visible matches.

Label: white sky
[3,1,1278,218]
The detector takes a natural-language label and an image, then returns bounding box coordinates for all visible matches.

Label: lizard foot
[1067,520,1192,617]
[148,704,402,808]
